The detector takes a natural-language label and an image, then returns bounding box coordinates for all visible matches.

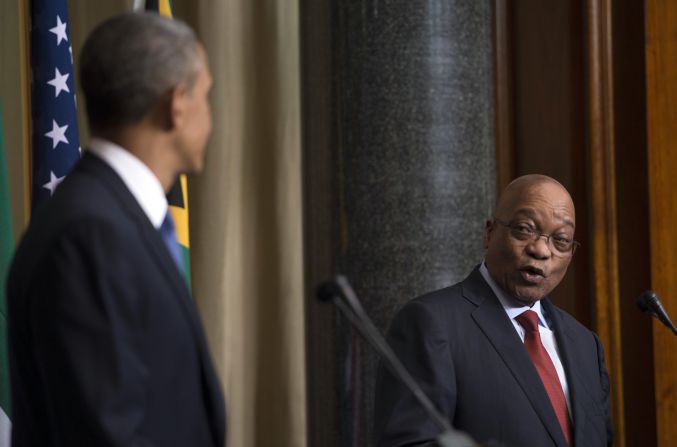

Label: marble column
[302,1,496,446]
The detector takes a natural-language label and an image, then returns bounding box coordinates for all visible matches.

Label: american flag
[30,0,81,209]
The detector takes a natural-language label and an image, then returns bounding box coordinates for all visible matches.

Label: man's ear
[168,82,189,130]
[150,88,181,131]
[483,219,494,249]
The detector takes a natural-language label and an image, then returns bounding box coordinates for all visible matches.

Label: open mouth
[519,266,545,284]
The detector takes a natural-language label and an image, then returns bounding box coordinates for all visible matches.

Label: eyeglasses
[493,218,580,257]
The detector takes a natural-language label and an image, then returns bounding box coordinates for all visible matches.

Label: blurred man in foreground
[7,12,225,446]
[375,175,613,447]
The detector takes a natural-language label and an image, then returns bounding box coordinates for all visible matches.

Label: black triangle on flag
[166,178,184,209]
[145,0,160,11]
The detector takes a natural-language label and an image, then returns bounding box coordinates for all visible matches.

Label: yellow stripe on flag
[158,0,173,18]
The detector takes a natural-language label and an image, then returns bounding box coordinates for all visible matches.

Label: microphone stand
[317,275,479,447]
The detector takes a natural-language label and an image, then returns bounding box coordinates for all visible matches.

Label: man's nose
[526,235,551,259]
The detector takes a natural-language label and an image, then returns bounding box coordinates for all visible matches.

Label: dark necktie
[159,211,184,275]
[516,310,571,445]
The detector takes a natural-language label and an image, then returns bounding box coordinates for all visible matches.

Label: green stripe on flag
[0,105,14,424]
[180,245,191,291]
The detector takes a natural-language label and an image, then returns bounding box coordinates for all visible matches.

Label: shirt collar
[479,261,548,329]
[88,137,168,229]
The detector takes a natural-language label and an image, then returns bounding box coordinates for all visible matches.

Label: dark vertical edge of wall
[492,0,516,194]
[300,1,339,446]
[611,0,656,445]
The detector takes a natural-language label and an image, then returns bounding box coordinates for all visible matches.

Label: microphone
[636,290,677,336]
[317,275,486,447]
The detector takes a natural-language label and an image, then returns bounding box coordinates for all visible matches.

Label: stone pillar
[302,1,495,446]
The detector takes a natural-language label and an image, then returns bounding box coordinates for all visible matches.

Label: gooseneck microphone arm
[317,275,481,447]
[636,290,677,336]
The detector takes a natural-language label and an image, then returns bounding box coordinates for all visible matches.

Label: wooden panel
[586,1,625,444]
[494,0,593,327]
[492,0,515,193]
[611,0,656,445]
[645,0,677,445]
[0,0,32,234]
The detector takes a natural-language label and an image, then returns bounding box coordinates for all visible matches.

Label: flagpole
[17,0,31,227]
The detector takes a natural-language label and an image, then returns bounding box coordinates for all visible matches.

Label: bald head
[495,175,575,225]
[484,174,576,303]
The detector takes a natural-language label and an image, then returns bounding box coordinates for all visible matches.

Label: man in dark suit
[375,175,613,447]
[7,13,225,446]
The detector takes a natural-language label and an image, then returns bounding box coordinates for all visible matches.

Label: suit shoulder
[409,282,464,310]
[548,301,599,341]
[28,162,136,246]
[11,170,139,280]
[44,167,118,218]
[390,282,468,329]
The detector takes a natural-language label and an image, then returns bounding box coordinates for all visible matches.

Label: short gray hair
[79,12,201,134]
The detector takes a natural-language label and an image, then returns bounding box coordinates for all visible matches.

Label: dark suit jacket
[374,267,613,447]
[7,154,226,446]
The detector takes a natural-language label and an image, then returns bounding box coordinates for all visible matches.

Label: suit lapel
[543,300,588,444]
[463,268,568,447]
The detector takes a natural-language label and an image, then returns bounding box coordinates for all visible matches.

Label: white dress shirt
[479,262,572,414]
[88,138,168,229]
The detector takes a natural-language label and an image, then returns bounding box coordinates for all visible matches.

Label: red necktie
[516,310,571,445]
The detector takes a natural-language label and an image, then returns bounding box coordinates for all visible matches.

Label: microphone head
[636,290,658,314]
[635,290,677,336]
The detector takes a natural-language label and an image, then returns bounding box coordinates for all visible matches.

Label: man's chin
[191,159,205,174]
[511,287,545,305]
[515,296,542,306]
[178,162,203,176]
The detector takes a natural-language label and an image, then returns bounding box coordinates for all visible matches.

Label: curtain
[188,1,306,446]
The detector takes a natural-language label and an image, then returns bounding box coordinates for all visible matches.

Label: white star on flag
[45,120,69,149]
[42,171,65,196]
[49,15,69,46]
[47,68,70,98]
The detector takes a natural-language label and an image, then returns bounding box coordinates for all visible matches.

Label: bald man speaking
[374,175,613,447]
